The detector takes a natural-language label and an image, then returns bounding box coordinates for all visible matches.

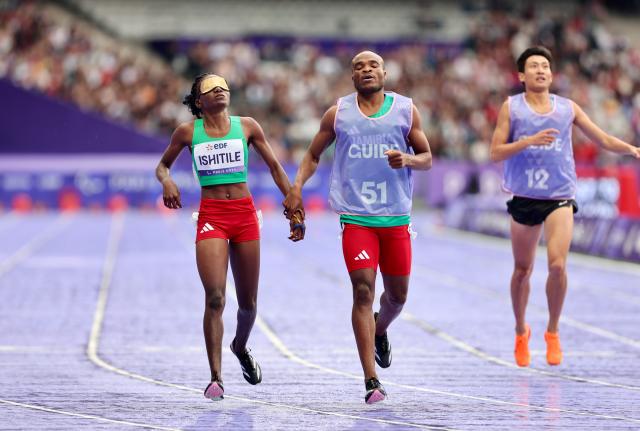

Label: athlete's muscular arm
[385,104,432,170]
[490,101,560,162]
[283,106,337,216]
[242,117,292,197]
[156,122,192,209]
[572,102,640,158]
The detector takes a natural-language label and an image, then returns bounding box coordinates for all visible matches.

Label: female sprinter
[156,73,303,400]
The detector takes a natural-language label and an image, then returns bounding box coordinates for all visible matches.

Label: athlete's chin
[526,83,551,92]
[204,101,229,111]
[356,83,384,95]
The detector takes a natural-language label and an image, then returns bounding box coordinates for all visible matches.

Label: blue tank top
[503,93,577,199]
[329,91,414,215]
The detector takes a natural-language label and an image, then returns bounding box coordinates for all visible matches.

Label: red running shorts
[341,223,411,276]
[195,196,260,243]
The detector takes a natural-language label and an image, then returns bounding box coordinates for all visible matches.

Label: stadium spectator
[2,1,638,164]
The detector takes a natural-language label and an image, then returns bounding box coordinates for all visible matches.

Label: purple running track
[0,211,639,430]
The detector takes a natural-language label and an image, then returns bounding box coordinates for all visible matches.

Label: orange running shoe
[545,331,562,366]
[514,324,531,367]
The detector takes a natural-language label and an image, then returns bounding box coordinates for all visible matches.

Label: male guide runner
[490,46,640,367]
[284,51,432,403]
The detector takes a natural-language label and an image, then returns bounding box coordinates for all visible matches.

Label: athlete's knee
[238,297,257,315]
[205,291,226,312]
[352,282,374,307]
[513,263,533,282]
[386,289,408,307]
[548,259,567,278]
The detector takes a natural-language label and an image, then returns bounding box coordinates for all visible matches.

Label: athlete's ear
[518,72,525,84]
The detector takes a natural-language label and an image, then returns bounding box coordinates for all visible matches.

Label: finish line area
[1,211,638,430]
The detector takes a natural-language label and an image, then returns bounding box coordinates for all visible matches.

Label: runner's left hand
[384,149,408,169]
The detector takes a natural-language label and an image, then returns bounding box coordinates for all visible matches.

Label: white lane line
[430,224,640,276]
[570,283,640,306]
[413,265,640,349]
[0,214,72,278]
[561,315,640,349]
[87,213,125,366]
[163,214,640,424]
[254,314,640,424]
[85,213,457,431]
[401,312,640,391]
[0,214,172,431]
[0,214,179,430]
[0,346,77,353]
[0,398,181,431]
[86,354,454,431]
[257,233,640,423]
[267,218,640,395]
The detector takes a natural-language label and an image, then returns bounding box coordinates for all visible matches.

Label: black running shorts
[506,196,578,226]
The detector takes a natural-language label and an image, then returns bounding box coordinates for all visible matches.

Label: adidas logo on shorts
[200,223,215,234]
[354,250,370,261]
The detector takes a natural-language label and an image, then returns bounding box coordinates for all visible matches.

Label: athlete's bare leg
[349,268,377,380]
[510,220,543,335]
[376,274,409,335]
[196,238,230,381]
[543,207,573,333]
[229,240,260,351]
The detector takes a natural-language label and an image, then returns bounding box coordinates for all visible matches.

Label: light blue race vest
[329,91,414,215]
[503,93,577,199]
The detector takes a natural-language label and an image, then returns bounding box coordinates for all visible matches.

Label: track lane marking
[83,213,459,431]
[0,214,72,278]
[413,265,640,349]
[0,398,181,431]
[250,228,640,424]
[401,312,640,391]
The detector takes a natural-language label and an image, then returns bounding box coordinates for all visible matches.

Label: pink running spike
[366,390,386,404]
[204,382,224,400]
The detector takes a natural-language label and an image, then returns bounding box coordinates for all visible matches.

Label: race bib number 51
[361,181,387,204]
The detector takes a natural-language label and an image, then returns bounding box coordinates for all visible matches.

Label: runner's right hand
[162,178,182,209]
[526,128,560,146]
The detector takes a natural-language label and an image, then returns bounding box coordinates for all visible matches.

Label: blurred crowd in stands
[0,2,191,137]
[2,1,640,165]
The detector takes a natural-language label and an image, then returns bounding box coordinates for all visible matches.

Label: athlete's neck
[202,110,230,135]
[357,91,385,116]
[524,90,551,109]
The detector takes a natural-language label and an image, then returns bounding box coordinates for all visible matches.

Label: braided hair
[182,73,210,118]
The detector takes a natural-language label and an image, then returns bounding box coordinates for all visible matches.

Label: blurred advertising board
[0,158,329,212]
